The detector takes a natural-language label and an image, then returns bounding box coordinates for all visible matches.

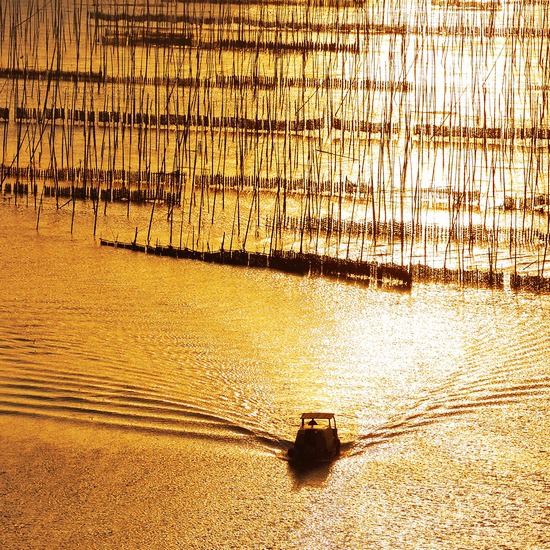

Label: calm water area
[1,200,549,548]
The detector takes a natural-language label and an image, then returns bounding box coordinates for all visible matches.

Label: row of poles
[1,0,550,286]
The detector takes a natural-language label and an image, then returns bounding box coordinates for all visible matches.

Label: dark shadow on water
[279,439,358,490]
[287,459,335,490]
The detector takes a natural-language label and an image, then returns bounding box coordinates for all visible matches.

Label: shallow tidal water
[0,201,549,549]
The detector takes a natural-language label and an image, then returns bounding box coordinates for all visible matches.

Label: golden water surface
[0,202,549,548]
[1,0,550,547]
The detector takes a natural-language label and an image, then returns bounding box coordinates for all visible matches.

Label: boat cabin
[287,412,340,462]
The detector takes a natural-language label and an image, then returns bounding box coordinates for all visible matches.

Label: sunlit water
[1,200,549,548]
[1,0,550,545]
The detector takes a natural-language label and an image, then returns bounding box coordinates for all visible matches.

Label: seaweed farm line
[2,0,550,292]
[6,107,550,140]
[4,167,550,213]
[99,238,413,289]
[8,182,550,292]
[98,235,550,292]
[4,180,550,249]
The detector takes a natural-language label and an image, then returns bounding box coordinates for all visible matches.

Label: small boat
[287,412,341,463]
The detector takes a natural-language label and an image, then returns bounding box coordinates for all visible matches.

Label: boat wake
[348,336,550,456]
[0,363,285,449]
[2,291,549,459]
[3,346,548,456]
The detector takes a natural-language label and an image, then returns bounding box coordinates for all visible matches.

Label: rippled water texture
[0,202,549,548]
